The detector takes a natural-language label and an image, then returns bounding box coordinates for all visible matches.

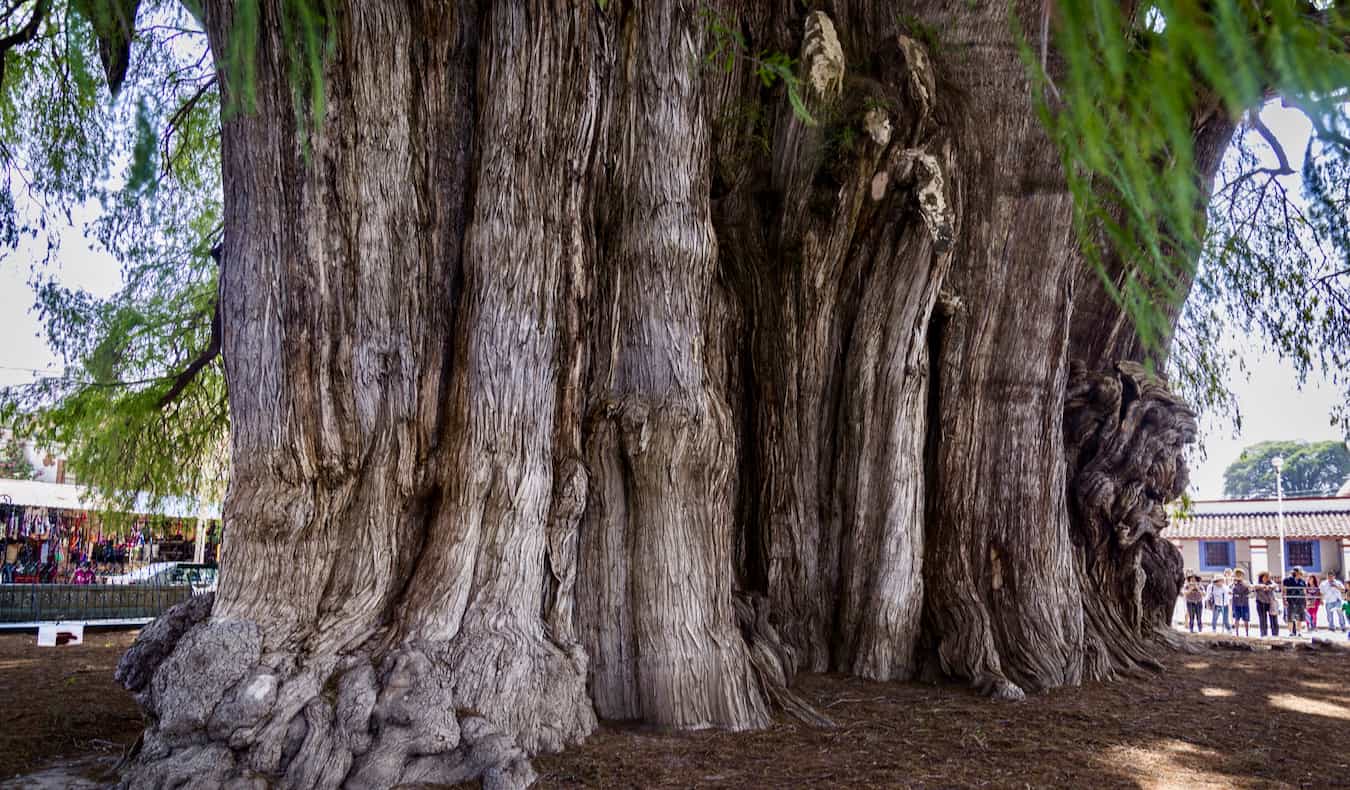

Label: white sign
[36,623,84,647]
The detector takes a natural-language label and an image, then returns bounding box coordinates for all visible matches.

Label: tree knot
[802,12,845,100]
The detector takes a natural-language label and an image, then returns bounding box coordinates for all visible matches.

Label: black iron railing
[0,582,194,623]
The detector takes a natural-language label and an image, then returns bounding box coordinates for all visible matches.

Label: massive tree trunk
[115,2,1218,787]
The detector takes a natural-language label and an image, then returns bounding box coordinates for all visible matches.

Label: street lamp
[1273,455,1286,580]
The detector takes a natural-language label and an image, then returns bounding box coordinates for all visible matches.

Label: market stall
[0,479,221,587]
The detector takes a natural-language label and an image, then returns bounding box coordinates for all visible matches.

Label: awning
[0,478,220,519]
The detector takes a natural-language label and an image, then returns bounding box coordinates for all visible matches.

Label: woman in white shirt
[1206,575,1232,633]
[1320,571,1347,631]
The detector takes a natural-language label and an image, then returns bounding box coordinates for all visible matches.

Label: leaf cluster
[0,0,226,516]
[1027,0,1350,429]
[701,6,816,126]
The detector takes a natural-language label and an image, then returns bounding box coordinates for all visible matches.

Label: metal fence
[0,582,194,624]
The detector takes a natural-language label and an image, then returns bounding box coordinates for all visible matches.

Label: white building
[1169,493,1350,579]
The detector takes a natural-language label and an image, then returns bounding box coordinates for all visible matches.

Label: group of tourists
[1181,566,1349,639]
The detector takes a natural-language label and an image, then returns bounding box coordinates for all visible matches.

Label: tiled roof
[1167,497,1350,539]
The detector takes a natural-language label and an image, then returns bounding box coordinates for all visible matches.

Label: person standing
[1230,569,1252,638]
[1206,574,1232,633]
[1283,567,1309,638]
[1307,574,1323,631]
[1182,573,1206,633]
[1321,571,1347,631]
[1254,571,1281,638]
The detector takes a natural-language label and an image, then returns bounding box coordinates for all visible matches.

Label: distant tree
[0,436,38,480]
[1223,440,1350,499]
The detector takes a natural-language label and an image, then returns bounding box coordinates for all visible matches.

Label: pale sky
[0,105,1344,501]
[0,202,122,389]
[1187,350,1343,499]
[1184,102,1346,499]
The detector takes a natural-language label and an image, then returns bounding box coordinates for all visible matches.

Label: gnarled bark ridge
[115,3,1220,788]
[1064,361,1197,680]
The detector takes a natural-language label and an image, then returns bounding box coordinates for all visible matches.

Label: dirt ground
[0,629,141,783]
[2,629,1347,788]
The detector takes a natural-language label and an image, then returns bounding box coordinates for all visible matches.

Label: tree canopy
[0,0,225,514]
[1222,438,1350,498]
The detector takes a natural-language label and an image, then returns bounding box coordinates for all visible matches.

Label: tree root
[974,674,1026,702]
[734,593,834,728]
[114,599,587,789]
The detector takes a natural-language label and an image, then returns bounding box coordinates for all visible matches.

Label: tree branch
[0,0,48,90]
[1249,112,1295,175]
[160,75,217,178]
[155,243,223,410]
[1216,116,1297,198]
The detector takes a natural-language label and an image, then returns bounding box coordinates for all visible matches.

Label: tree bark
[115,3,1217,787]
[910,3,1089,699]
[1064,361,1197,679]
[576,0,768,731]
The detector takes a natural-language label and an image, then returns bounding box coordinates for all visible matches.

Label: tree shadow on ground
[1,630,1344,788]
[537,634,1349,788]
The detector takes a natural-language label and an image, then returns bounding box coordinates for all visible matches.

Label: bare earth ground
[0,629,140,785]
[2,630,1347,788]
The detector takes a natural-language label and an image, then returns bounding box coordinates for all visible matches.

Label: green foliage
[0,0,226,514]
[221,0,335,143]
[0,435,39,480]
[1027,1,1350,425]
[1222,439,1350,498]
[125,96,155,191]
[701,6,816,127]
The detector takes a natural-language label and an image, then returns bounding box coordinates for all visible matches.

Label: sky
[0,201,121,390]
[1187,350,1343,499]
[1183,103,1347,499]
[0,107,1344,501]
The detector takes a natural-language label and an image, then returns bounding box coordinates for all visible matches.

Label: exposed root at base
[734,593,834,729]
[979,677,1026,702]
[114,600,593,789]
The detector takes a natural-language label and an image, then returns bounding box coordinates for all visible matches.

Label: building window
[1199,540,1235,571]
[1284,540,1321,572]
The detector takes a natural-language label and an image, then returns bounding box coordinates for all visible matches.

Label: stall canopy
[0,478,221,520]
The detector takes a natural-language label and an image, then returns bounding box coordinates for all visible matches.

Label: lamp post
[1273,455,1286,580]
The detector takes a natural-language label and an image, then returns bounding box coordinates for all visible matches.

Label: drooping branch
[0,0,49,90]
[1216,112,1296,198]
[155,243,222,410]
[160,75,218,178]
[1248,112,1295,176]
